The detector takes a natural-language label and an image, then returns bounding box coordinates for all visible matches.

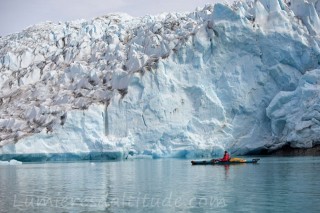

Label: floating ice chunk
[9,159,23,165]
[0,160,23,165]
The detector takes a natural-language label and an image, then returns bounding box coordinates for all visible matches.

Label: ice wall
[267,69,320,150]
[1,0,320,159]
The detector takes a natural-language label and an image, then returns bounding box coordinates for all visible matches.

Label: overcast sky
[0,0,234,36]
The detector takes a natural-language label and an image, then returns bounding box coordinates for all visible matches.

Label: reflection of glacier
[2,0,320,159]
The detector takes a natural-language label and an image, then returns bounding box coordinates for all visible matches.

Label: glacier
[1,0,320,161]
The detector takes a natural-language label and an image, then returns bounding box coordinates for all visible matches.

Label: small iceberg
[0,159,23,165]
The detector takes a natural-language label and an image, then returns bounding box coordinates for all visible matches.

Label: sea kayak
[191,158,260,165]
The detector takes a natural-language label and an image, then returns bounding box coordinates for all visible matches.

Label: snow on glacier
[1,0,320,159]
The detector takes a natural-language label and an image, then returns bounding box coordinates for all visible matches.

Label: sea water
[0,157,319,213]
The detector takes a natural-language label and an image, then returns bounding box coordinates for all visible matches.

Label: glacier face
[1,0,320,159]
[267,69,320,149]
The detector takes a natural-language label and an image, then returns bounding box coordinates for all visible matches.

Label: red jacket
[220,153,230,162]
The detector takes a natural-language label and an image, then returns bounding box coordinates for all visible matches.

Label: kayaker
[219,151,231,162]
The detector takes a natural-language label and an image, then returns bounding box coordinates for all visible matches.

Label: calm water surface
[0,157,320,213]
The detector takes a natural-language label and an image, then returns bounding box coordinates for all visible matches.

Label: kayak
[191,158,260,165]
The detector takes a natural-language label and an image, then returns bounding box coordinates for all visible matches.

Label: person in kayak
[210,151,231,163]
[219,151,231,162]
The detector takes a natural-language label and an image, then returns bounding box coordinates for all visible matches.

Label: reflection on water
[1,157,320,212]
[223,165,230,178]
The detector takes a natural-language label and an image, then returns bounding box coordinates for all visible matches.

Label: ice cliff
[1,0,320,160]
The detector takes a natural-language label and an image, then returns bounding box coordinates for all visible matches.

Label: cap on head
[225,151,228,153]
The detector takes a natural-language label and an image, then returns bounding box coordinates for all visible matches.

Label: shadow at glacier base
[2,146,319,162]
[0,149,223,162]
[246,144,320,156]
[0,152,124,162]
